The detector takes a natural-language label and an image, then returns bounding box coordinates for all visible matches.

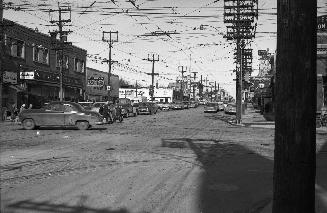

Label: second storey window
[56,51,69,69]
[6,37,25,59]
[33,45,49,64]
[74,58,85,73]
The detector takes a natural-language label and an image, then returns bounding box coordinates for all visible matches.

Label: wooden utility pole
[191,71,198,100]
[273,0,316,212]
[135,80,138,97]
[178,66,187,101]
[49,3,72,102]
[102,31,118,101]
[146,53,159,101]
[224,0,257,124]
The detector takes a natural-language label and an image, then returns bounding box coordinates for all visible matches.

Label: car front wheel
[76,121,89,130]
[22,119,36,130]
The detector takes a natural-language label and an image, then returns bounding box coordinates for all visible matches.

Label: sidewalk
[238,105,327,133]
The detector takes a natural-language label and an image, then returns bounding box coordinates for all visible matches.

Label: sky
[3,0,327,97]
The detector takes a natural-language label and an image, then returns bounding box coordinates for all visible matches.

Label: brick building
[2,19,86,110]
[85,67,119,101]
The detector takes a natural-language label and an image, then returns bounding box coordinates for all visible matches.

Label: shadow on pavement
[5,195,149,213]
[16,126,107,131]
[162,138,273,213]
[162,137,327,213]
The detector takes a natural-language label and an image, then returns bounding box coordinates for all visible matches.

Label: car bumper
[138,112,150,114]
[94,121,104,125]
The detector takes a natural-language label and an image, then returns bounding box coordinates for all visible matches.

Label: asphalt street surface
[1,107,326,213]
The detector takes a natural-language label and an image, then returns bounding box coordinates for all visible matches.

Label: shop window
[6,37,25,59]
[33,45,49,64]
[74,58,85,73]
[56,51,69,69]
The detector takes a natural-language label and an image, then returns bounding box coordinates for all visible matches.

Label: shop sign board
[87,76,105,87]
[20,71,34,80]
[318,15,327,32]
[258,50,267,56]
[3,71,17,84]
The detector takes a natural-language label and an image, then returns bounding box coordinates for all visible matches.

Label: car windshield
[139,103,148,107]
[70,103,85,111]
[79,102,92,107]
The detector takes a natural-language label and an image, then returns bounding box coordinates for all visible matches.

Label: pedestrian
[20,104,26,113]
[102,102,110,123]
[10,104,17,121]
[28,104,33,109]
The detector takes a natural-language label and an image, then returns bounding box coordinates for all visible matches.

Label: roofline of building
[86,67,118,77]
[3,18,87,54]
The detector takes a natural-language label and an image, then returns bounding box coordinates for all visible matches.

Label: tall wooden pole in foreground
[273,0,316,212]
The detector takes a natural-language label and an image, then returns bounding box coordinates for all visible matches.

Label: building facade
[317,15,327,111]
[2,19,86,110]
[119,88,174,103]
[85,67,119,101]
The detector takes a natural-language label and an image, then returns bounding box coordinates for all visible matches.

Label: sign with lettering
[20,71,34,80]
[318,15,327,32]
[3,71,17,84]
[87,76,105,87]
[258,50,267,56]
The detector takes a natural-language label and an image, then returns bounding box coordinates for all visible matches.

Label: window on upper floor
[6,37,25,59]
[56,51,69,69]
[74,58,85,73]
[33,44,49,64]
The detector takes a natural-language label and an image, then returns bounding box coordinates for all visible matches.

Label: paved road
[1,107,326,213]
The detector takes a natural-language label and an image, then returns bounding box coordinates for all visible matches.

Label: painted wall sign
[20,71,34,80]
[87,76,105,87]
[3,71,17,84]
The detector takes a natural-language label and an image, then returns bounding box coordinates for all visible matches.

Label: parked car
[18,101,103,130]
[138,102,156,115]
[217,102,225,111]
[118,98,137,117]
[189,101,199,108]
[171,101,184,110]
[148,102,159,113]
[204,102,219,113]
[225,103,237,115]
[157,102,166,110]
[160,102,171,111]
[182,101,190,109]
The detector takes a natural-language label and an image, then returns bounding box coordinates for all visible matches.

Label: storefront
[18,67,84,107]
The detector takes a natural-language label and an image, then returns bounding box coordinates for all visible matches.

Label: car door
[42,103,65,126]
[63,103,79,126]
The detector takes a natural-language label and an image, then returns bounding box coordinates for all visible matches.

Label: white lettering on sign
[20,72,34,80]
[87,76,105,87]
[3,71,17,84]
